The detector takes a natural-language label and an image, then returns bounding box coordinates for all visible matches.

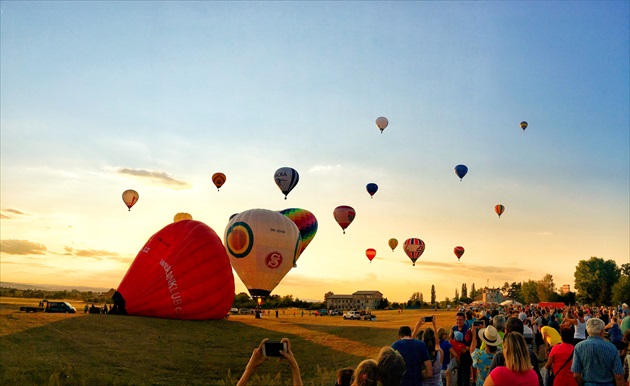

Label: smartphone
[262,341,287,357]
[423,316,434,322]
[473,321,483,326]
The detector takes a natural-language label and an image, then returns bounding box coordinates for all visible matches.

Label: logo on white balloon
[265,252,283,269]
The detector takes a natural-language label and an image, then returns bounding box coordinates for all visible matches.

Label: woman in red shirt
[544,327,577,386]
[483,333,538,385]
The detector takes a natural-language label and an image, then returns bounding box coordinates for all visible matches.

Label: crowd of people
[237,302,630,386]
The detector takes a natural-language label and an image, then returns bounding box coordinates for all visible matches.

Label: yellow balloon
[173,212,193,222]
[122,189,139,211]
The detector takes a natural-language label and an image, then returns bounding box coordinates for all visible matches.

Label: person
[544,327,577,386]
[352,359,378,386]
[548,314,560,332]
[422,321,444,386]
[483,333,538,386]
[540,325,561,356]
[620,308,630,335]
[562,309,587,344]
[470,325,501,386]
[376,346,406,386]
[624,330,630,385]
[488,317,543,386]
[605,317,624,356]
[571,318,624,386]
[237,338,302,386]
[449,331,467,386]
[336,367,354,386]
[438,327,457,386]
[480,316,504,351]
[451,312,472,386]
[83,304,88,314]
[392,318,432,386]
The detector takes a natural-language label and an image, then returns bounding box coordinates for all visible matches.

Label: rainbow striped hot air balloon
[495,204,505,218]
[279,208,318,267]
[403,238,425,266]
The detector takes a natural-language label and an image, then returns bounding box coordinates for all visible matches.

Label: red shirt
[548,342,577,386]
[449,340,467,358]
[487,366,538,385]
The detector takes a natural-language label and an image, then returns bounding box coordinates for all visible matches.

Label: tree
[507,282,523,302]
[501,282,510,297]
[574,257,621,305]
[431,285,436,305]
[521,280,539,305]
[461,283,468,299]
[536,274,556,302]
[470,283,477,299]
[621,263,630,277]
[324,291,334,300]
[611,276,630,305]
[454,289,460,303]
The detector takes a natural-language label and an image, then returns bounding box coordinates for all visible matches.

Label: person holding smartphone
[237,337,302,386]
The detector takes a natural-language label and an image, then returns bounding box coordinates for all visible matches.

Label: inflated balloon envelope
[225,209,301,299]
[114,220,235,320]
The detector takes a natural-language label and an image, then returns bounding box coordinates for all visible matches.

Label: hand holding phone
[262,340,288,357]
[423,316,434,322]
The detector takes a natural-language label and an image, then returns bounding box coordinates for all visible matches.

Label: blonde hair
[437,327,448,339]
[352,359,378,386]
[503,333,532,372]
[377,347,405,386]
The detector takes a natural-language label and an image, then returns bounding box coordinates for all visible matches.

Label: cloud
[309,164,342,174]
[0,240,47,255]
[1,209,28,219]
[73,249,120,259]
[117,168,191,189]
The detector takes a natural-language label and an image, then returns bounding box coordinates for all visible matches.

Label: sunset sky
[1,1,628,303]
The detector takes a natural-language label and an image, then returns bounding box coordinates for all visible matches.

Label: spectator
[570,318,624,386]
[489,317,542,386]
[470,325,501,386]
[483,333,538,386]
[438,327,457,386]
[562,309,587,344]
[544,327,577,386]
[451,312,472,386]
[605,317,624,356]
[376,346,406,386]
[422,320,443,386]
[237,338,302,386]
[449,331,467,386]
[393,319,432,386]
[352,359,378,386]
[336,367,354,386]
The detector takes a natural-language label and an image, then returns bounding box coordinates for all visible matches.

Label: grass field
[0,298,458,385]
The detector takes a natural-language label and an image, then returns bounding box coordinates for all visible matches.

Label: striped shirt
[571,335,624,386]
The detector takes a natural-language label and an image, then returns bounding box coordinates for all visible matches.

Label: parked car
[329,309,340,316]
[318,309,328,316]
[230,308,239,314]
[46,302,76,313]
[343,311,361,320]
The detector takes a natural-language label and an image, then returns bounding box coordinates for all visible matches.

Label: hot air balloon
[122,189,139,211]
[274,167,299,199]
[454,246,465,261]
[278,208,318,266]
[333,205,356,234]
[388,238,398,252]
[454,165,468,181]
[225,209,301,301]
[495,204,505,218]
[375,117,389,133]
[212,172,226,191]
[403,238,425,266]
[113,220,235,320]
[173,212,193,222]
[366,248,376,263]
[520,121,528,131]
[366,183,378,198]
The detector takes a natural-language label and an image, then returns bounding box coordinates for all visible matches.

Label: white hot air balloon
[224,209,302,300]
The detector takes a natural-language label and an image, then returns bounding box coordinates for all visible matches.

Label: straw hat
[478,325,503,347]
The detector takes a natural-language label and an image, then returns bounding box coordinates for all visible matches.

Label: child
[448,331,466,386]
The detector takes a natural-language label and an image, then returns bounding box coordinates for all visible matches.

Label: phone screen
[424,316,434,322]
[263,341,286,357]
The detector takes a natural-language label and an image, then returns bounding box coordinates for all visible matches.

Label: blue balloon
[454,165,468,181]
[366,183,378,198]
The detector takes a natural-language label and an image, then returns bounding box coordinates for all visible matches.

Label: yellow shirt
[541,326,561,346]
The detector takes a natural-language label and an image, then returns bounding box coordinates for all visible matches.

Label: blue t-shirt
[439,339,452,370]
[392,338,431,386]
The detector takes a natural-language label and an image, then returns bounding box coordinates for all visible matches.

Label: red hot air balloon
[366,248,377,263]
[495,204,505,218]
[454,246,465,261]
[403,238,425,266]
[333,205,356,234]
[212,172,226,191]
[113,220,235,320]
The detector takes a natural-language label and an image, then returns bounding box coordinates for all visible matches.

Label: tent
[500,299,522,306]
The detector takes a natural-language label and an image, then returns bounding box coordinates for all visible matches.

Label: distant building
[481,287,504,304]
[562,284,571,294]
[325,290,383,310]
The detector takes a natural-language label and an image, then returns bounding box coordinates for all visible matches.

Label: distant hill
[0,281,111,293]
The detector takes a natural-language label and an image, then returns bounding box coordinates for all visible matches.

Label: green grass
[5,299,443,385]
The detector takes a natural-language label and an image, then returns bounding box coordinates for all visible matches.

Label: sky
[1,1,628,303]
